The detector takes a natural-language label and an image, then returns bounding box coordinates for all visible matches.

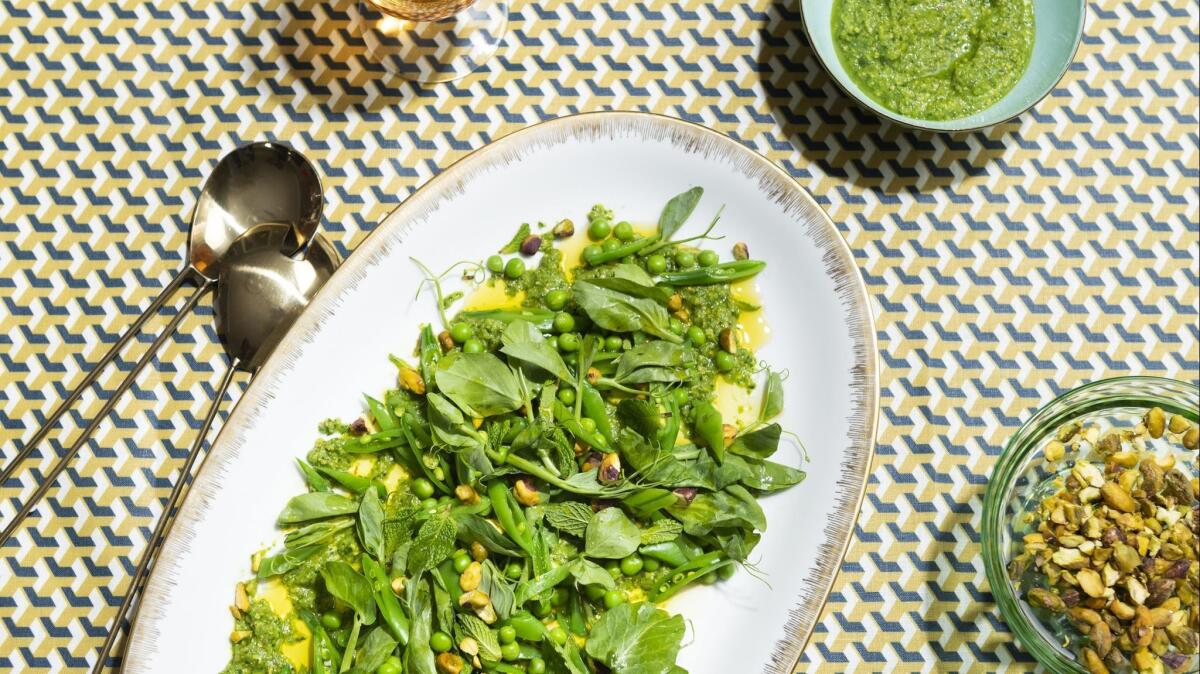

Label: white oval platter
[126,111,878,674]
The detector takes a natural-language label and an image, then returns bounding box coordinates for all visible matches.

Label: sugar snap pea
[584,235,659,266]
[657,259,765,285]
[579,383,614,446]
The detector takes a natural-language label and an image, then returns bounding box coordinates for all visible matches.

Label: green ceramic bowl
[800,0,1086,132]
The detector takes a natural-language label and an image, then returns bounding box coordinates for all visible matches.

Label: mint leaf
[406,515,457,576]
[544,501,593,537]
[639,520,682,546]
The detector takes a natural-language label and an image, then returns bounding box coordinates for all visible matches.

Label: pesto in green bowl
[801,0,1085,132]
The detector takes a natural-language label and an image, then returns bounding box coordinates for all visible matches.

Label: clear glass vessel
[982,376,1199,674]
[355,0,507,83]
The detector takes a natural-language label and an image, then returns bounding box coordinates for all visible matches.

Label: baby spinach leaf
[257,544,322,580]
[543,501,593,538]
[354,626,397,671]
[585,507,642,559]
[568,558,616,590]
[500,319,572,382]
[573,281,680,343]
[657,187,703,241]
[728,423,782,459]
[451,511,524,557]
[639,520,683,545]
[436,353,524,418]
[499,223,531,254]
[667,485,766,536]
[278,492,360,525]
[737,457,806,492]
[760,370,784,421]
[458,614,503,661]
[691,400,725,463]
[321,560,377,625]
[585,601,687,674]
[407,514,458,576]
[358,488,386,562]
[616,399,664,443]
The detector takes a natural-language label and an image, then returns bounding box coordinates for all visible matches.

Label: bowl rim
[799,0,1088,133]
[980,375,1200,673]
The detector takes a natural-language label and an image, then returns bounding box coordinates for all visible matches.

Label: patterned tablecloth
[1,0,1197,671]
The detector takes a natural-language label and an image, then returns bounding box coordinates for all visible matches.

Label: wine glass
[354,0,507,83]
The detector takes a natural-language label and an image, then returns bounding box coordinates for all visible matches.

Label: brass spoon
[0,142,323,541]
[93,222,342,673]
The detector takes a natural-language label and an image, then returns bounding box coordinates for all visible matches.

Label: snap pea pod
[460,308,554,331]
[657,260,766,286]
[552,401,612,452]
[648,550,732,602]
[482,662,528,674]
[639,540,692,567]
[503,611,547,642]
[362,555,410,646]
[297,459,331,492]
[436,557,464,603]
[340,427,407,454]
[585,235,659,265]
[623,488,677,518]
[488,481,535,555]
[365,394,399,432]
[691,400,725,463]
[418,324,440,385]
[579,383,614,446]
[657,394,681,450]
[314,465,386,499]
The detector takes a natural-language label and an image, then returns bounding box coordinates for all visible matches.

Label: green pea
[505,562,524,580]
[449,323,474,343]
[642,557,661,572]
[674,251,696,268]
[430,631,452,653]
[501,641,521,661]
[545,289,569,311]
[498,625,518,644]
[620,554,644,576]
[718,563,736,580]
[672,388,690,406]
[579,417,597,434]
[582,244,603,266]
[377,655,403,674]
[556,387,576,405]
[528,658,547,674]
[563,352,579,367]
[552,587,569,606]
[646,254,667,274]
[604,335,623,352]
[462,338,484,354]
[686,326,706,347]
[603,589,625,609]
[715,351,735,372]
[587,218,611,240]
[553,311,576,333]
[411,478,434,499]
[320,611,342,631]
[584,584,606,601]
[601,239,620,253]
[549,626,569,646]
[558,333,579,352]
[504,258,526,279]
[697,250,719,267]
[546,335,559,350]
[700,571,718,585]
[604,560,621,578]
[486,255,505,274]
[420,498,439,511]
[531,599,552,618]
[453,554,471,573]
[613,221,635,241]
[668,318,685,336]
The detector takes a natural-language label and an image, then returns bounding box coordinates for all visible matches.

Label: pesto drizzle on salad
[223,187,803,674]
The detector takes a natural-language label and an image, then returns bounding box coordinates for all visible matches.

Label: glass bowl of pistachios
[983,376,1199,674]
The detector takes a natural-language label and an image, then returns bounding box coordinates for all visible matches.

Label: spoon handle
[0,267,200,486]
[90,361,240,674]
[0,276,212,547]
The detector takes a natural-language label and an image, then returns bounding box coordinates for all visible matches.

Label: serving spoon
[92,221,342,673]
[0,142,323,544]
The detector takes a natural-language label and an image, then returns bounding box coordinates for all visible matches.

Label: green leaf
[403,579,436,674]
[760,370,784,421]
[480,560,516,620]
[585,602,687,674]
[354,627,397,671]
[459,308,555,331]
[584,264,672,303]
[278,492,360,525]
[572,281,680,343]
[436,353,524,418]
[358,489,386,562]
[499,223,531,254]
[500,319,572,382]
[284,518,354,549]
[515,564,572,605]
[615,341,690,384]
[639,520,683,545]
[451,511,524,556]
[458,614,503,660]
[657,187,703,241]
[543,501,593,538]
[616,399,664,441]
[728,423,782,459]
[585,508,642,559]
[297,459,331,492]
[691,401,725,463]
[321,560,377,624]
[568,558,616,590]
[407,515,458,576]
[737,457,806,492]
[426,392,483,450]
[667,485,766,536]
[257,544,323,580]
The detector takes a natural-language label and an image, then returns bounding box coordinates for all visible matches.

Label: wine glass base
[354,0,507,84]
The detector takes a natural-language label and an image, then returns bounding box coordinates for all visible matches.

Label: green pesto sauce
[281,528,360,611]
[222,600,301,674]
[832,0,1035,120]
[505,248,569,306]
[456,316,508,352]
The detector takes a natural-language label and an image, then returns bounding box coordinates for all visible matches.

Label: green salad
[223,187,805,674]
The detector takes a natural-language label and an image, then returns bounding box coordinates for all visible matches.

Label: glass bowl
[982,376,1200,673]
